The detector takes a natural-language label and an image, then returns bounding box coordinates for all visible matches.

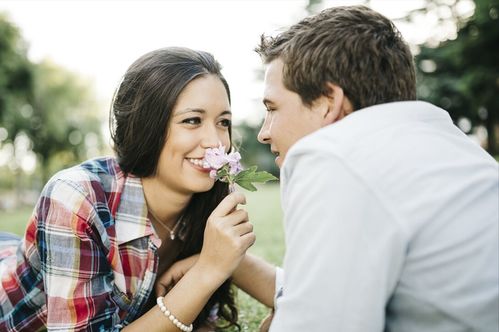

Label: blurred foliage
[415,0,499,154]
[0,13,104,201]
[0,13,33,141]
[29,60,103,181]
[235,122,279,178]
[306,0,325,14]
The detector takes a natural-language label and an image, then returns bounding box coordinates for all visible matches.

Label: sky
[1,0,465,126]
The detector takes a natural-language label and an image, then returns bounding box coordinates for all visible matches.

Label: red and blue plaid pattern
[1,157,162,331]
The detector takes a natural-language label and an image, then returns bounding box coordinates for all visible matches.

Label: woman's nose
[200,124,223,149]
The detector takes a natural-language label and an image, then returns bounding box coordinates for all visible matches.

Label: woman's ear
[322,82,354,126]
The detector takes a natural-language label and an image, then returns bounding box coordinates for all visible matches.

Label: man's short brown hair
[256,5,416,110]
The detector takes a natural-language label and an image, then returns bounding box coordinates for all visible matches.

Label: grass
[0,206,34,236]
[0,183,284,331]
[228,184,284,331]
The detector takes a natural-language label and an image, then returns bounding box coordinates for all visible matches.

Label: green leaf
[236,169,276,181]
[234,166,257,181]
[216,164,277,192]
[248,171,278,183]
[236,181,258,192]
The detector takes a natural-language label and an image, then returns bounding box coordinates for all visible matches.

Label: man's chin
[275,156,283,168]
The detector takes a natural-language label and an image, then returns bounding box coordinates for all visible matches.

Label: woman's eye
[219,119,231,127]
[182,117,201,125]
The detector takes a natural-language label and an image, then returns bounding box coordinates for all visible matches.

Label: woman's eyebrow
[174,108,205,117]
[174,108,231,117]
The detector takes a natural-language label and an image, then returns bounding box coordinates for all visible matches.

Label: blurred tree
[1,11,104,189]
[306,0,324,14]
[0,13,33,143]
[306,0,372,15]
[415,0,499,154]
[29,60,104,181]
[0,13,34,206]
[1,12,103,208]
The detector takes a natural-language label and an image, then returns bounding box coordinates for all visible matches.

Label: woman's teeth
[187,158,206,167]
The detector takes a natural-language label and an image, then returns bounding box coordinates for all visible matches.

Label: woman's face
[155,74,231,194]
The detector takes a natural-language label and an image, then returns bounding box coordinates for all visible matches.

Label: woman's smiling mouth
[186,158,211,173]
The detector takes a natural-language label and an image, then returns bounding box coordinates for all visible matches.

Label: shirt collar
[114,175,157,245]
[340,100,451,128]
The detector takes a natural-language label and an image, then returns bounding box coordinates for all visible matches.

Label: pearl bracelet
[156,296,193,332]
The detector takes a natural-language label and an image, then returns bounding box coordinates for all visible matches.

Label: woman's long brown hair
[110,47,239,330]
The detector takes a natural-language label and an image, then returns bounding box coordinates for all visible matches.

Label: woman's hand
[156,254,199,296]
[197,192,256,284]
[259,311,274,332]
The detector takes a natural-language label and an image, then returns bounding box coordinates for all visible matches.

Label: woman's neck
[141,176,192,228]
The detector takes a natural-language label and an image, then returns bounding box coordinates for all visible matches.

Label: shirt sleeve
[274,266,284,308]
[37,179,122,331]
[270,149,407,332]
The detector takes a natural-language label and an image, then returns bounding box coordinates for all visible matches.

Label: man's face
[258,58,325,168]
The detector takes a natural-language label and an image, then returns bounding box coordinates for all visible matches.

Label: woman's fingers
[155,276,172,297]
[198,192,255,280]
[155,255,200,296]
[259,311,275,332]
[155,268,179,296]
[225,209,249,226]
[240,231,256,251]
[210,192,246,218]
[232,220,253,236]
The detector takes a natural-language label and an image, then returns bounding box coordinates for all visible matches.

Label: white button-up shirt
[271,101,499,332]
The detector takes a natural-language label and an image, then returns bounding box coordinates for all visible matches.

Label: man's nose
[257,114,271,144]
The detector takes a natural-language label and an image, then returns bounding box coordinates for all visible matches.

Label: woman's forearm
[124,192,255,331]
[123,263,224,332]
[232,254,276,308]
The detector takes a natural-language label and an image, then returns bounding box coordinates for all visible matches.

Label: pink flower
[204,144,243,181]
[203,143,277,192]
[227,152,243,175]
[209,169,218,179]
[204,143,227,170]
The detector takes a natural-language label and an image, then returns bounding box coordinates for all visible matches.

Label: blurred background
[0,0,498,329]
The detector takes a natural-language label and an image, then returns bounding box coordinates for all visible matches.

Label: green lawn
[229,184,284,331]
[0,206,34,236]
[0,184,284,331]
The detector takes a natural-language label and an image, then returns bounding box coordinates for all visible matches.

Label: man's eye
[219,119,231,127]
[182,117,201,125]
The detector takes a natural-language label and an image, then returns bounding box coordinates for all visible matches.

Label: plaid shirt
[0,157,163,331]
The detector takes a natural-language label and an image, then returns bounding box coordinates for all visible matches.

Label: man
[255,5,499,331]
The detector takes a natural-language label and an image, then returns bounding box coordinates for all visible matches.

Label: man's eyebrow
[262,98,274,106]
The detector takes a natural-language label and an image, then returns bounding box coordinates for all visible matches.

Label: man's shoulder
[287,100,453,162]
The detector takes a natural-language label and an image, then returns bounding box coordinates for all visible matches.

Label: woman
[0,47,256,331]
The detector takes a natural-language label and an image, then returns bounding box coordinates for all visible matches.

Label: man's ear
[322,82,353,126]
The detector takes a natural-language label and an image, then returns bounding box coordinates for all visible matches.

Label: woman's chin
[188,180,216,194]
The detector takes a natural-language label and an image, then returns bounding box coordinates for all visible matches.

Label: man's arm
[232,253,276,308]
[270,149,406,331]
[157,253,278,309]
